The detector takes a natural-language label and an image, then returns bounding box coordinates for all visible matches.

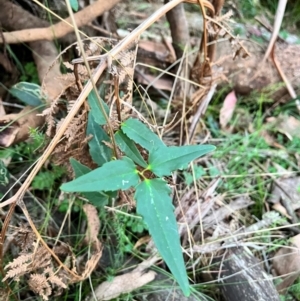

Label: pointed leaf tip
[121,118,166,151]
[115,131,147,167]
[135,179,190,295]
[87,112,112,166]
[149,144,215,177]
[88,89,109,125]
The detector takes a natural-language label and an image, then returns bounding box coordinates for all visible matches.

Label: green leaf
[70,158,113,207]
[149,144,216,177]
[70,158,91,177]
[88,89,109,125]
[87,112,112,166]
[183,166,206,185]
[0,160,9,185]
[115,131,147,168]
[61,157,139,192]
[135,179,190,296]
[10,82,44,107]
[121,118,165,151]
[69,0,78,11]
[32,167,65,191]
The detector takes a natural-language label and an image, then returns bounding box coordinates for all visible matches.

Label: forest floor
[0,0,300,300]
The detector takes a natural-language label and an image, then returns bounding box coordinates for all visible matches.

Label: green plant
[19,62,40,84]
[69,0,79,11]
[32,165,65,191]
[288,277,300,300]
[113,212,147,254]
[60,90,215,297]
[9,81,46,107]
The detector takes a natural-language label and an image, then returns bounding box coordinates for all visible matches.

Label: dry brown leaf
[268,177,300,211]
[202,196,254,229]
[138,40,175,64]
[0,107,44,147]
[273,234,300,292]
[0,289,9,301]
[219,90,237,129]
[272,203,291,219]
[135,73,173,91]
[0,52,13,73]
[81,252,102,280]
[260,130,285,149]
[83,204,101,251]
[267,115,300,140]
[89,256,159,301]
[80,204,102,280]
[134,235,151,250]
[176,178,221,237]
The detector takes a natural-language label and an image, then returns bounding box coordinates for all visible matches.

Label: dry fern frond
[4,239,69,300]
[40,35,138,168]
[31,245,52,270]
[28,274,52,300]
[13,224,35,252]
[3,253,32,281]
[3,243,51,282]
[64,111,87,141]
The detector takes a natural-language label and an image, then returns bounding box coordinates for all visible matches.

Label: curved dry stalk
[262,0,287,63]
[252,0,296,99]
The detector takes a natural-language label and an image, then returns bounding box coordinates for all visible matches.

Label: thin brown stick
[262,0,287,63]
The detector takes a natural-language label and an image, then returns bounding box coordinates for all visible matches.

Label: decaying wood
[213,247,280,301]
[0,0,65,146]
[164,0,189,60]
[0,0,121,44]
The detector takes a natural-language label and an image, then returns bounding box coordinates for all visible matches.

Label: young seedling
[61,114,215,296]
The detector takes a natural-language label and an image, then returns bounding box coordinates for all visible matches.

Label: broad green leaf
[10,82,44,107]
[88,89,109,125]
[115,131,147,168]
[61,157,139,192]
[70,158,114,207]
[121,118,165,151]
[69,0,78,11]
[87,112,112,166]
[135,179,190,296]
[149,144,216,177]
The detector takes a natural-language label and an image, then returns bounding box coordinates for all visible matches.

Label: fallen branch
[0,0,121,44]
[0,0,66,146]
